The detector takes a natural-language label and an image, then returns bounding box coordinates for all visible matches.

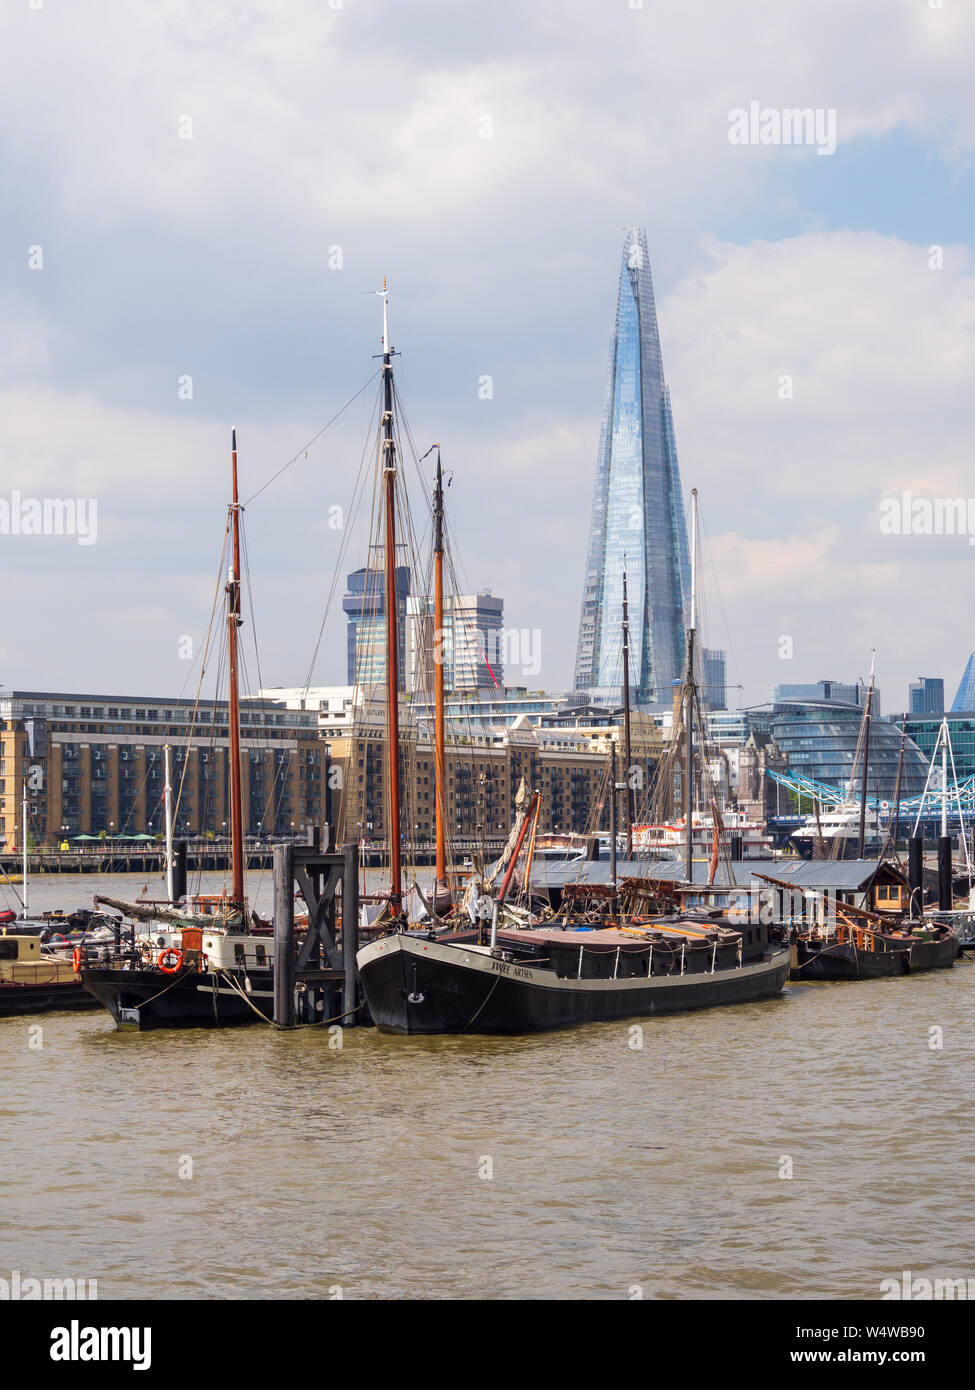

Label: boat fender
[157,948,184,974]
[72,947,82,974]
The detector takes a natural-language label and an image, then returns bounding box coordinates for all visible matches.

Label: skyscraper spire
[574,228,690,708]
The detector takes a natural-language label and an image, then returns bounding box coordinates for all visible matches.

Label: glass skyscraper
[574,228,690,708]
[342,553,410,691]
[908,676,944,715]
[951,655,975,712]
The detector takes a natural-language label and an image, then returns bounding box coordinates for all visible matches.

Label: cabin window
[0,941,18,960]
[234,945,246,966]
[255,945,266,965]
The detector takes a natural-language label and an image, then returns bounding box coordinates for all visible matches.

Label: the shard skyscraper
[574,228,690,708]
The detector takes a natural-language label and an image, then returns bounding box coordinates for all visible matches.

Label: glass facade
[950,654,975,712]
[772,679,869,708]
[342,557,410,691]
[908,677,944,715]
[701,647,727,711]
[767,701,928,799]
[900,712,975,781]
[574,229,689,708]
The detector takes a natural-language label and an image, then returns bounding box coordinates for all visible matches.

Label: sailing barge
[790,918,958,980]
[80,431,273,1031]
[357,441,791,1030]
[358,918,790,1034]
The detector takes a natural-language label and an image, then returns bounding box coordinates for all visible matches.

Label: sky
[1,0,974,715]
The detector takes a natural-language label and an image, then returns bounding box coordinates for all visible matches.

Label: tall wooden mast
[433,448,448,898]
[621,561,633,859]
[226,428,245,907]
[380,281,403,915]
[683,488,698,884]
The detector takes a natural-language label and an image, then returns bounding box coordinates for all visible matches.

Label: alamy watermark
[0,492,98,545]
[880,491,975,544]
[728,102,837,156]
[1,1268,98,1299]
[881,1270,975,1300]
[434,625,541,679]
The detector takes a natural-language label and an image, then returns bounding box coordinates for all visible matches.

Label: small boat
[0,933,98,1016]
[790,918,958,980]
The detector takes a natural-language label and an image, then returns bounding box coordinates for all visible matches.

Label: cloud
[0,2,973,713]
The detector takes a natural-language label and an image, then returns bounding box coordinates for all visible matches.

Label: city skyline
[1,4,974,715]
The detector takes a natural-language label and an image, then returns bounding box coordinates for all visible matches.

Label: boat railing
[927,909,975,944]
[2,962,75,986]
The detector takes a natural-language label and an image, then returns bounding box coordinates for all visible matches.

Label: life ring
[72,947,82,974]
[157,948,184,974]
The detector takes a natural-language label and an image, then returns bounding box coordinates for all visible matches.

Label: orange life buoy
[157,948,184,974]
[72,947,82,973]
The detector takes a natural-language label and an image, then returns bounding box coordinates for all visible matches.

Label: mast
[890,720,906,856]
[21,778,28,920]
[609,741,618,901]
[380,280,403,915]
[226,428,245,907]
[164,743,175,902]
[432,448,447,900]
[856,650,875,860]
[683,488,698,883]
[621,561,633,859]
[941,717,948,841]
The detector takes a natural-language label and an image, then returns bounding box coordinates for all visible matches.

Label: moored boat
[358,917,790,1034]
[80,922,274,1029]
[790,918,958,980]
[80,431,270,1031]
[0,933,98,1016]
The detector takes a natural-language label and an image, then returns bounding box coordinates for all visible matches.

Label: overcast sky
[1,0,974,714]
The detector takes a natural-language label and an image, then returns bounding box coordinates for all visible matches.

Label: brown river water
[2,872,974,1299]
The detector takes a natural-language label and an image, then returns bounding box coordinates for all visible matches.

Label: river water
[2,872,973,1299]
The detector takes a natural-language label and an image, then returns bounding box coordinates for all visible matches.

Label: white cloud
[1,2,974,711]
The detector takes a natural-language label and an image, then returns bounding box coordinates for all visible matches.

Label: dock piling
[273,842,296,1028]
[343,842,359,1026]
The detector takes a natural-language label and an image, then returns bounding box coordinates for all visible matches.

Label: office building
[574,228,690,708]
